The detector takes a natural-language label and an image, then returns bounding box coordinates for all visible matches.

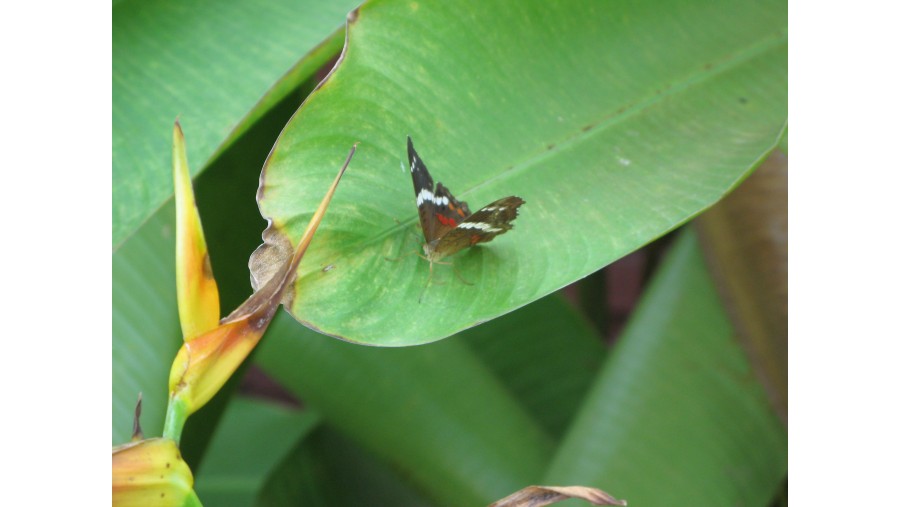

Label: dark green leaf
[257,425,434,507]
[544,229,787,507]
[256,311,554,506]
[460,294,605,438]
[193,396,319,507]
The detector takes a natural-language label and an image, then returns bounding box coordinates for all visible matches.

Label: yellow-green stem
[184,490,204,507]
[162,395,189,445]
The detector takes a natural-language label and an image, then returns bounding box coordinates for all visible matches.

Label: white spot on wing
[416,189,449,207]
[458,222,502,232]
[416,189,433,206]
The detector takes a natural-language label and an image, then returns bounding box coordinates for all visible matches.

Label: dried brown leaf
[489,485,626,507]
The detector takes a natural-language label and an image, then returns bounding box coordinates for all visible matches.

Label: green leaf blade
[112,0,359,247]
[460,295,606,439]
[256,312,555,506]
[193,396,319,507]
[253,0,788,345]
[257,425,436,507]
[544,229,787,506]
[252,292,608,505]
[112,207,181,444]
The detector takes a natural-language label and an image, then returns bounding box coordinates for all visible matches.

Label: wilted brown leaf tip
[489,485,626,507]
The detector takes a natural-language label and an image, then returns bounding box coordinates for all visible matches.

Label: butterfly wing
[408,136,471,242]
[433,181,472,230]
[427,195,525,260]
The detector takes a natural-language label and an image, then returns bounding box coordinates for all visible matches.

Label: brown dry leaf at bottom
[489,485,626,507]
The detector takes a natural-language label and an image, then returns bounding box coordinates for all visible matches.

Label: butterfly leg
[451,264,474,286]
[384,249,431,263]
[385,230,426,262]
[427,259,454,285]
[425,259,459,286]
[390,217,422,239]
[418,260,436,303]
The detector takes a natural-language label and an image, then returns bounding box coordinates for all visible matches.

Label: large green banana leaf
[193,396,319,507]
[113,1,787,504]
[250,0,788,345]
[544,229,787,506]
[256,424,435,507]
[255,292,604,506]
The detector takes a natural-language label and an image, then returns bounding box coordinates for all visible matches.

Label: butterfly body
[407,136,524,263]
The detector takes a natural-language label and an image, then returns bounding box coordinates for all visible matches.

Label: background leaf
[458,294,605,438]
[257,425,434,507]
[193,396,319,507]
[696,150,788,422]
[112,206,181,443]
[252,0,788,345]
[255,292,604,505]
[112,0,360,443]
[112,0,358,247]
[256,312,552,506]
[544,229,787,506]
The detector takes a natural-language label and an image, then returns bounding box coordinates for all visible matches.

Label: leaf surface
[459,294,605,438]
[257,425,434,507]
[256,310,555,506]
[696,150,788,422]
[193,397,319,507]
[544,229,787,506]
[253,291,603,504]
[113,206,181,443]
[252,0,788,345]
[112,0,358,247]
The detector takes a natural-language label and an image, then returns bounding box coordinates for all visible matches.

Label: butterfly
[407,136,524,268]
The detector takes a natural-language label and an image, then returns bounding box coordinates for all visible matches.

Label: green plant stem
[184,490,204,507]
[163,395,189,445]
